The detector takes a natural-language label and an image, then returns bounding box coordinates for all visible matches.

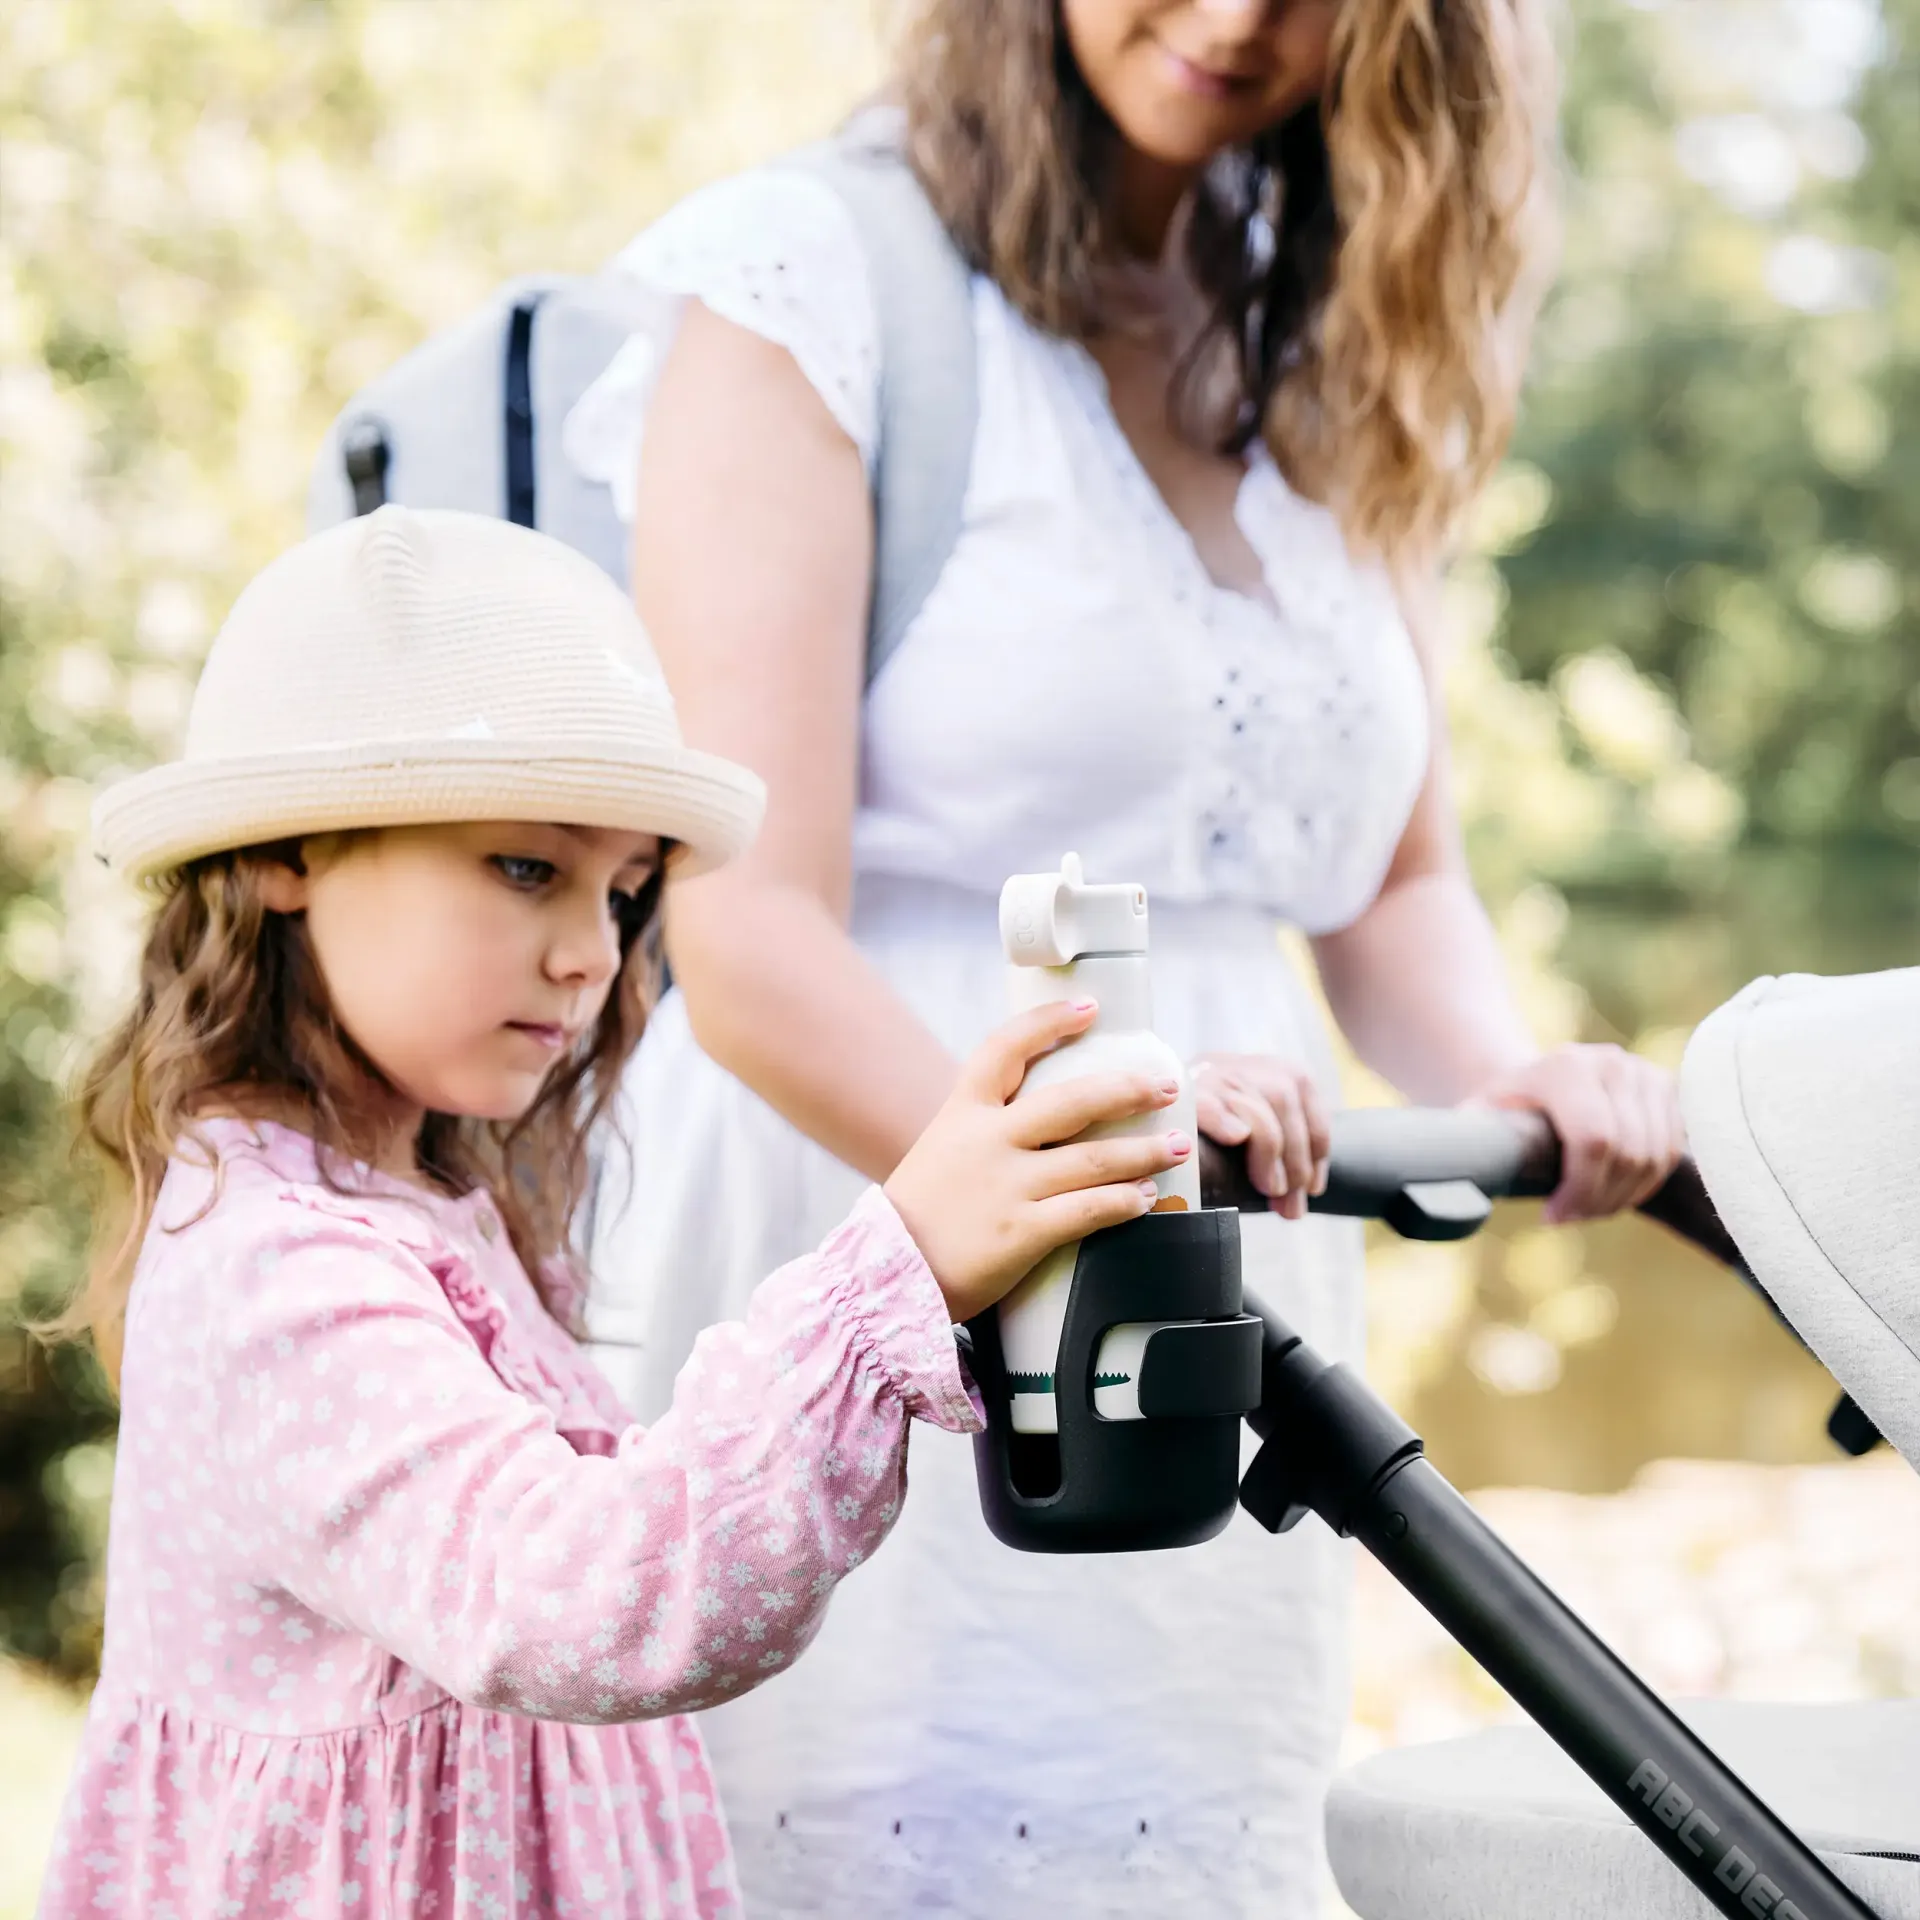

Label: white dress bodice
[565,167,1430,931]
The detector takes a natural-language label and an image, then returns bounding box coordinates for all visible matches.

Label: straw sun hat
[93,506,765,885]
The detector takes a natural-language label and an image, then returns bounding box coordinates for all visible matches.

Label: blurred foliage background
[0,0,1914,1902]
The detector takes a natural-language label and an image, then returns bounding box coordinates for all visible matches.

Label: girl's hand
[1190,1053,1332,1222]
[1469,1044,1684,1223]
[885,999,1190,1324]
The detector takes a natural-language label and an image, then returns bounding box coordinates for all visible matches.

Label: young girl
[35,505,1188,1920]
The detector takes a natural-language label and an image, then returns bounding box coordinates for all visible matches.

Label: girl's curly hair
[47,839,662,1379]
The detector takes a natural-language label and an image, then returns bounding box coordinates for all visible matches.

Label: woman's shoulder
[608,159,881,394]
[574,160,885,483]
[613,160,876,291]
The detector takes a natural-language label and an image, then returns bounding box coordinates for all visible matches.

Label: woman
[567,1,1685,1912]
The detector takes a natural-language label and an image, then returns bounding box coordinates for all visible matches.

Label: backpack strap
[311,122,976,693]
[783,113,978,688]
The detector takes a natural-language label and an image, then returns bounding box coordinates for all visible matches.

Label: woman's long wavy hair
[896,0,1559,565]
[48,840,663,1382]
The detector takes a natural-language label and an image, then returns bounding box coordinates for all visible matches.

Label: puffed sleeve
[563,167,882,522]
[200,1183,977,1724]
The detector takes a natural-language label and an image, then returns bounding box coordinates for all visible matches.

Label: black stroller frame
[963,1109,1896,1920]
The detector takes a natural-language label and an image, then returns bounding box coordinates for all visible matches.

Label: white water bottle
[996,853,1201,1435]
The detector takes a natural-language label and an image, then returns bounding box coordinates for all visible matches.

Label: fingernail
[1070,997,1098,1013]
[1136,1179,1159,1199]
[1158,1079,1179,1097]
[1165,1131,1192,1157]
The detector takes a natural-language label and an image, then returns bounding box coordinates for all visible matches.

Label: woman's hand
[1469,1044,1684,1223]
[1190,1053,1331,1222]
[885,999,1191,1323]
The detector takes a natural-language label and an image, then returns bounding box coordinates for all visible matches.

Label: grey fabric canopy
[1684,967,1920,1472]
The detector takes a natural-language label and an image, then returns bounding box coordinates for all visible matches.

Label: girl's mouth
[506,1021,569,1051]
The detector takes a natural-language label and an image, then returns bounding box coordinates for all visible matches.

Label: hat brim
[92,735,766,887]
[1681,969,1920,1472]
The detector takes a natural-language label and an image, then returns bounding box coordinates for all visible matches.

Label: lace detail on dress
[570,171,1426,935]
[565,168,882,521]
[1045,337,1428,928]
[1186,460,1427,926]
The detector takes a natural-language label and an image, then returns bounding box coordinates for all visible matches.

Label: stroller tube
[1238,1296,1885,1920]
[1357,1459,1886,1920]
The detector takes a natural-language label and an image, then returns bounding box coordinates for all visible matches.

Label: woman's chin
[1113,100,1266,173]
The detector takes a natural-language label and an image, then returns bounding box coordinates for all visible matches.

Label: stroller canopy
[1683,966,1920,1472]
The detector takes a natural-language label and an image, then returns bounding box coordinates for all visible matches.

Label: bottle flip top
[1001,850,1149,965]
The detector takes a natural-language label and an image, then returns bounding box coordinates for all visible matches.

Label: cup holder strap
[1135,1316,1263,1418]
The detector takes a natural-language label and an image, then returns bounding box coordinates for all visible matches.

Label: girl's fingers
[1223,1073,1307,1217]
[1008,1068,1178,1148]
[1587,1054,1680,1215]
[1031,1129,1192,1200]
[962,999,1098,1103]
[1027,1180,1160,1249]
[1662,1072,1689,1168]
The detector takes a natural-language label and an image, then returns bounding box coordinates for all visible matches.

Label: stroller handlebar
[1198,1103,1740,1268]
[1199,1105,1883,1456]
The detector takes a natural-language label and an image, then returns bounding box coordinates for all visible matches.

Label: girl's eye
[491,855,558,890]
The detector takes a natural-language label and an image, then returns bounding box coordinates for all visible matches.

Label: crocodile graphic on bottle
[996,853,1201,1434]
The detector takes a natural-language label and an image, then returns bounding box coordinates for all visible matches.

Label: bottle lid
[1000,853,1149,966]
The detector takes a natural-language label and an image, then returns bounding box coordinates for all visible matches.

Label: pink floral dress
[35,1118,979,1919]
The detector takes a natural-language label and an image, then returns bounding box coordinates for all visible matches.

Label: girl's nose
[547,896,623,992]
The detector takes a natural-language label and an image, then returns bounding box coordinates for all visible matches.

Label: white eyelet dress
[566,167,1431,1919]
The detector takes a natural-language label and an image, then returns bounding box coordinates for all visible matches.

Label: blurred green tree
[1490,0,1919,1024]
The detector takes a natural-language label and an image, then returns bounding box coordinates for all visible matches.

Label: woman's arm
[1310,570,1536,1103]
[633,302,955,1181]
[1311,570,1683,1219]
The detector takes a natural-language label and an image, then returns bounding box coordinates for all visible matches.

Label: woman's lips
[506,1021,568,1051]
[1156,40,1263,101]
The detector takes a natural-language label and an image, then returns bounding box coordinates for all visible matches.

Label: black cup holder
[964,1208,1261,1554]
